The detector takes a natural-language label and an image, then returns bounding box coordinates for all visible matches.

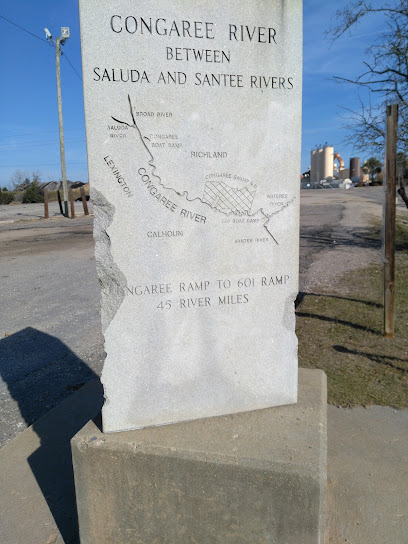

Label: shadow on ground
[295,291,382,309]
[295,291,382,335]
[300,226,381,251]
[333,344,408,372]
[0,327,104,543]
[296,310,381,335]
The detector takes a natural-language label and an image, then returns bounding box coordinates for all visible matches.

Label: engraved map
[203,181,256,215]
[110,95,295,244]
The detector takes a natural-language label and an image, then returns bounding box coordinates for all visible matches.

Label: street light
[45,26,70,217]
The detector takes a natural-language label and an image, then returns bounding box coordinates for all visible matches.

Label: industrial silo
[311,149,318,182]
[322,146,334,179]
[350,157,360,180]
[318,148,324,181]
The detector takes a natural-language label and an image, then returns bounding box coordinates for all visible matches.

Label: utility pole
[45,27,70,217]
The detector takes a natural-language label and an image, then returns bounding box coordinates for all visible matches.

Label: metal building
[350,157,361,180]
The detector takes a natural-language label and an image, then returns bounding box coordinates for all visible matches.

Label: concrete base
[71,368,327,544]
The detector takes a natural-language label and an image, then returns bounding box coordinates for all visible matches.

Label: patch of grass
[395,216,408,250]
[369,213,408,251]
[11,191,25,203]
[0,191,14,204]
[296,246,408,408]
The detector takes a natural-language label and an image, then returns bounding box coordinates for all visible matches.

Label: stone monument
[73,3,327,542]
[79,0,303,433]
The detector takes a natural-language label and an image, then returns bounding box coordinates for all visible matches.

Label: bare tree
[31,170,42,184]
[329,0,408,206]
[397,151,408,206]
[338,97,386,156]
[10,169,29,190]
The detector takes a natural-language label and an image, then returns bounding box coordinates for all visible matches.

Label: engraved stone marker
[79,0,303,432]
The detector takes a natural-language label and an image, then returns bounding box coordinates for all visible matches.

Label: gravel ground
[0,215,103,447]
[0,200,93,222]
[299,188,385,291]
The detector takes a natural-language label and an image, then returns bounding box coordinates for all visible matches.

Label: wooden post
[44,190,49,219]
[57,189,64,216]
[69,188,75,219]
[80,186,89,215]
[383,104,398,338]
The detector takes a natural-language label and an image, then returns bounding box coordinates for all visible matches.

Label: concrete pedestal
[71,369,327,544]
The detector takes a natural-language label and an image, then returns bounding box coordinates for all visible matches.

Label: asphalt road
[0,187,389,446]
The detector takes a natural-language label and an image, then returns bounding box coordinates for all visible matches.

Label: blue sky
[0,0,384,187]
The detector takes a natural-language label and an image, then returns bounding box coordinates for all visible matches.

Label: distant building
[349,157,360,180]
[310,146,365,183]
[311,145,336,182]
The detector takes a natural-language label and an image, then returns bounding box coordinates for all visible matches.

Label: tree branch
[398,183,408,208]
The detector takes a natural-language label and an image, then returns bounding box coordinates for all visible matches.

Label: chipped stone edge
[92,188,126,334]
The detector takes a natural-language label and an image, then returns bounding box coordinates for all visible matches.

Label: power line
[0,139,86,149]
[0,162,88,167]
[0,14,83,82]
[61,51,82,81]
[0,128,84,139]
[0,14,50,45]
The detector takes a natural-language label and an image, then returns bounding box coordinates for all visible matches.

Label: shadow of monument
[0,327,104,543]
